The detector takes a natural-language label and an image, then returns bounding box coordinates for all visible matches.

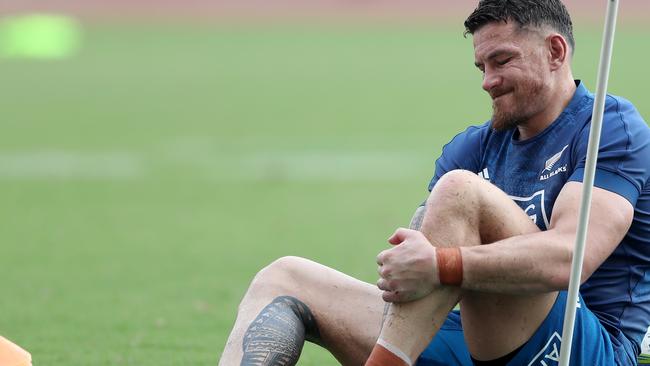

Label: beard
[490,78,547,131]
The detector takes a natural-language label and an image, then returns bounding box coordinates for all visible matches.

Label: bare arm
[461,182,634,293]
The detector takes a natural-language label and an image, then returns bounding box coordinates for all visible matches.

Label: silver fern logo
[540,145,569,181]
[544,145,569,172]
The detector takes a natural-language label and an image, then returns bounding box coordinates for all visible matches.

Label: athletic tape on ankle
[436,247,463,286]
[376,338,412,366]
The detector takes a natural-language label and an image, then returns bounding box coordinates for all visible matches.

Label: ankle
[365,340,412,366]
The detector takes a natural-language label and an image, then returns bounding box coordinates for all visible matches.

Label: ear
[547,33,569,71]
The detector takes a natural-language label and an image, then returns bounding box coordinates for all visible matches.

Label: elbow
[549,270,592,291]
[579,263,599,285]
[546,270,571,291]
[545,251,597,291]
[544,244,575,290]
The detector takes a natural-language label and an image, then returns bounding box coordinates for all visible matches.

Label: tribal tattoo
[241,296,320,366]
[409,205,427,231]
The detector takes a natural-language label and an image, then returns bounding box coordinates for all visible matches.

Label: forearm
[460,230,573,293]
[410,202,573,293]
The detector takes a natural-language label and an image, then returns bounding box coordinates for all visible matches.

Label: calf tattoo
[241,296,320,366]
[410,205,427,231]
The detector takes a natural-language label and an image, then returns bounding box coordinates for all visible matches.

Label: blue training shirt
[427,81,650,356]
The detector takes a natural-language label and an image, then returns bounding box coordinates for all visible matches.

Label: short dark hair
[464,0,575,52]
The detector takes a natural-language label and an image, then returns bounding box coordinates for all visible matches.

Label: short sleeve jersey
[427,81,650,355]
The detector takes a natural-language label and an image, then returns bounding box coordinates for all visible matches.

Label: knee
[247,256,307,298]
[427,169,481,210]
[435,169,480,191]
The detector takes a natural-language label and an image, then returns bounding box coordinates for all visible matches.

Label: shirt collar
[564,79,590,115]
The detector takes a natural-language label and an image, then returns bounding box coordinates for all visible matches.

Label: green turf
[0,22,648,365]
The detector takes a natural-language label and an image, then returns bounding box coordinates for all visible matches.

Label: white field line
[160,135,431,182]
[233,151,427,182]
[0,150,142,180]
[0,147,430,182]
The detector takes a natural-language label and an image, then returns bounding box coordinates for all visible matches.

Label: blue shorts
[416,291,636,366]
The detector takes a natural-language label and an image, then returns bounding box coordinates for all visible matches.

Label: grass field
[1,22,649,365]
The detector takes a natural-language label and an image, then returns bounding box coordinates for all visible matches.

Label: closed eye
[496,57,513,66]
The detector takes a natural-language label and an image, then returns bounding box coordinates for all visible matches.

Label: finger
[377,265,390,279]
[376,250,387,265]
[377,278,388,291]
[377,278,397,291]
[387,227,413,245]
[382,291,395,303]
[377,266,390,279]
[382,290,401,303]
[386,290,413,304]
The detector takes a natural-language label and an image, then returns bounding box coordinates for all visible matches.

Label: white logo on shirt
[527,332,561,366]
[478,168,490,180]
[642,325,650,354]
[509,190,550,229]
[540,145,569,181]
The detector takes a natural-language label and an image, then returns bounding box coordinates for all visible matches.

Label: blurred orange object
[0,336,32,366]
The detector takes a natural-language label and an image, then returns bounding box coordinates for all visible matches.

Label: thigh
[423,170,558,358]
[415,296,626,366]
[508,291,621,366]
[291,258,386,365]
[244,256,386,365]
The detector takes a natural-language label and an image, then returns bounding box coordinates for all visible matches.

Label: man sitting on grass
[219,0,650,365]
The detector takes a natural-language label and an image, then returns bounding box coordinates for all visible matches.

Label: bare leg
[376,170,557,362]
[219,256,386,366]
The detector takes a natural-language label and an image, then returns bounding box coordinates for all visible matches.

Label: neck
[517,77,576,140]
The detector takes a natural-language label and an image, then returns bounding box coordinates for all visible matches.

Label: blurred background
[1,1,648,364]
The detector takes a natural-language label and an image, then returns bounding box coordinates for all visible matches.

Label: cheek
[500,67,527,87]
[513,68,544,91]
[524,58,549,81]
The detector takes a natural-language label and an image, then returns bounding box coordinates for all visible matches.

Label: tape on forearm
[436,247,463,286]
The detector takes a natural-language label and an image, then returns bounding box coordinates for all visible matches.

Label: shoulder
[569,93,650,204]
[437,120,494,169]
[604,94,649,133]
[443,120,492,152]
[597,94,650,151]
[428,121,492,191]
[573,93,650,146]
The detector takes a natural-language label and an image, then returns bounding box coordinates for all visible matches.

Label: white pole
[558,1,619,365]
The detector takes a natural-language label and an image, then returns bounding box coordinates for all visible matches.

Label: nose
[482,69,502,93]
